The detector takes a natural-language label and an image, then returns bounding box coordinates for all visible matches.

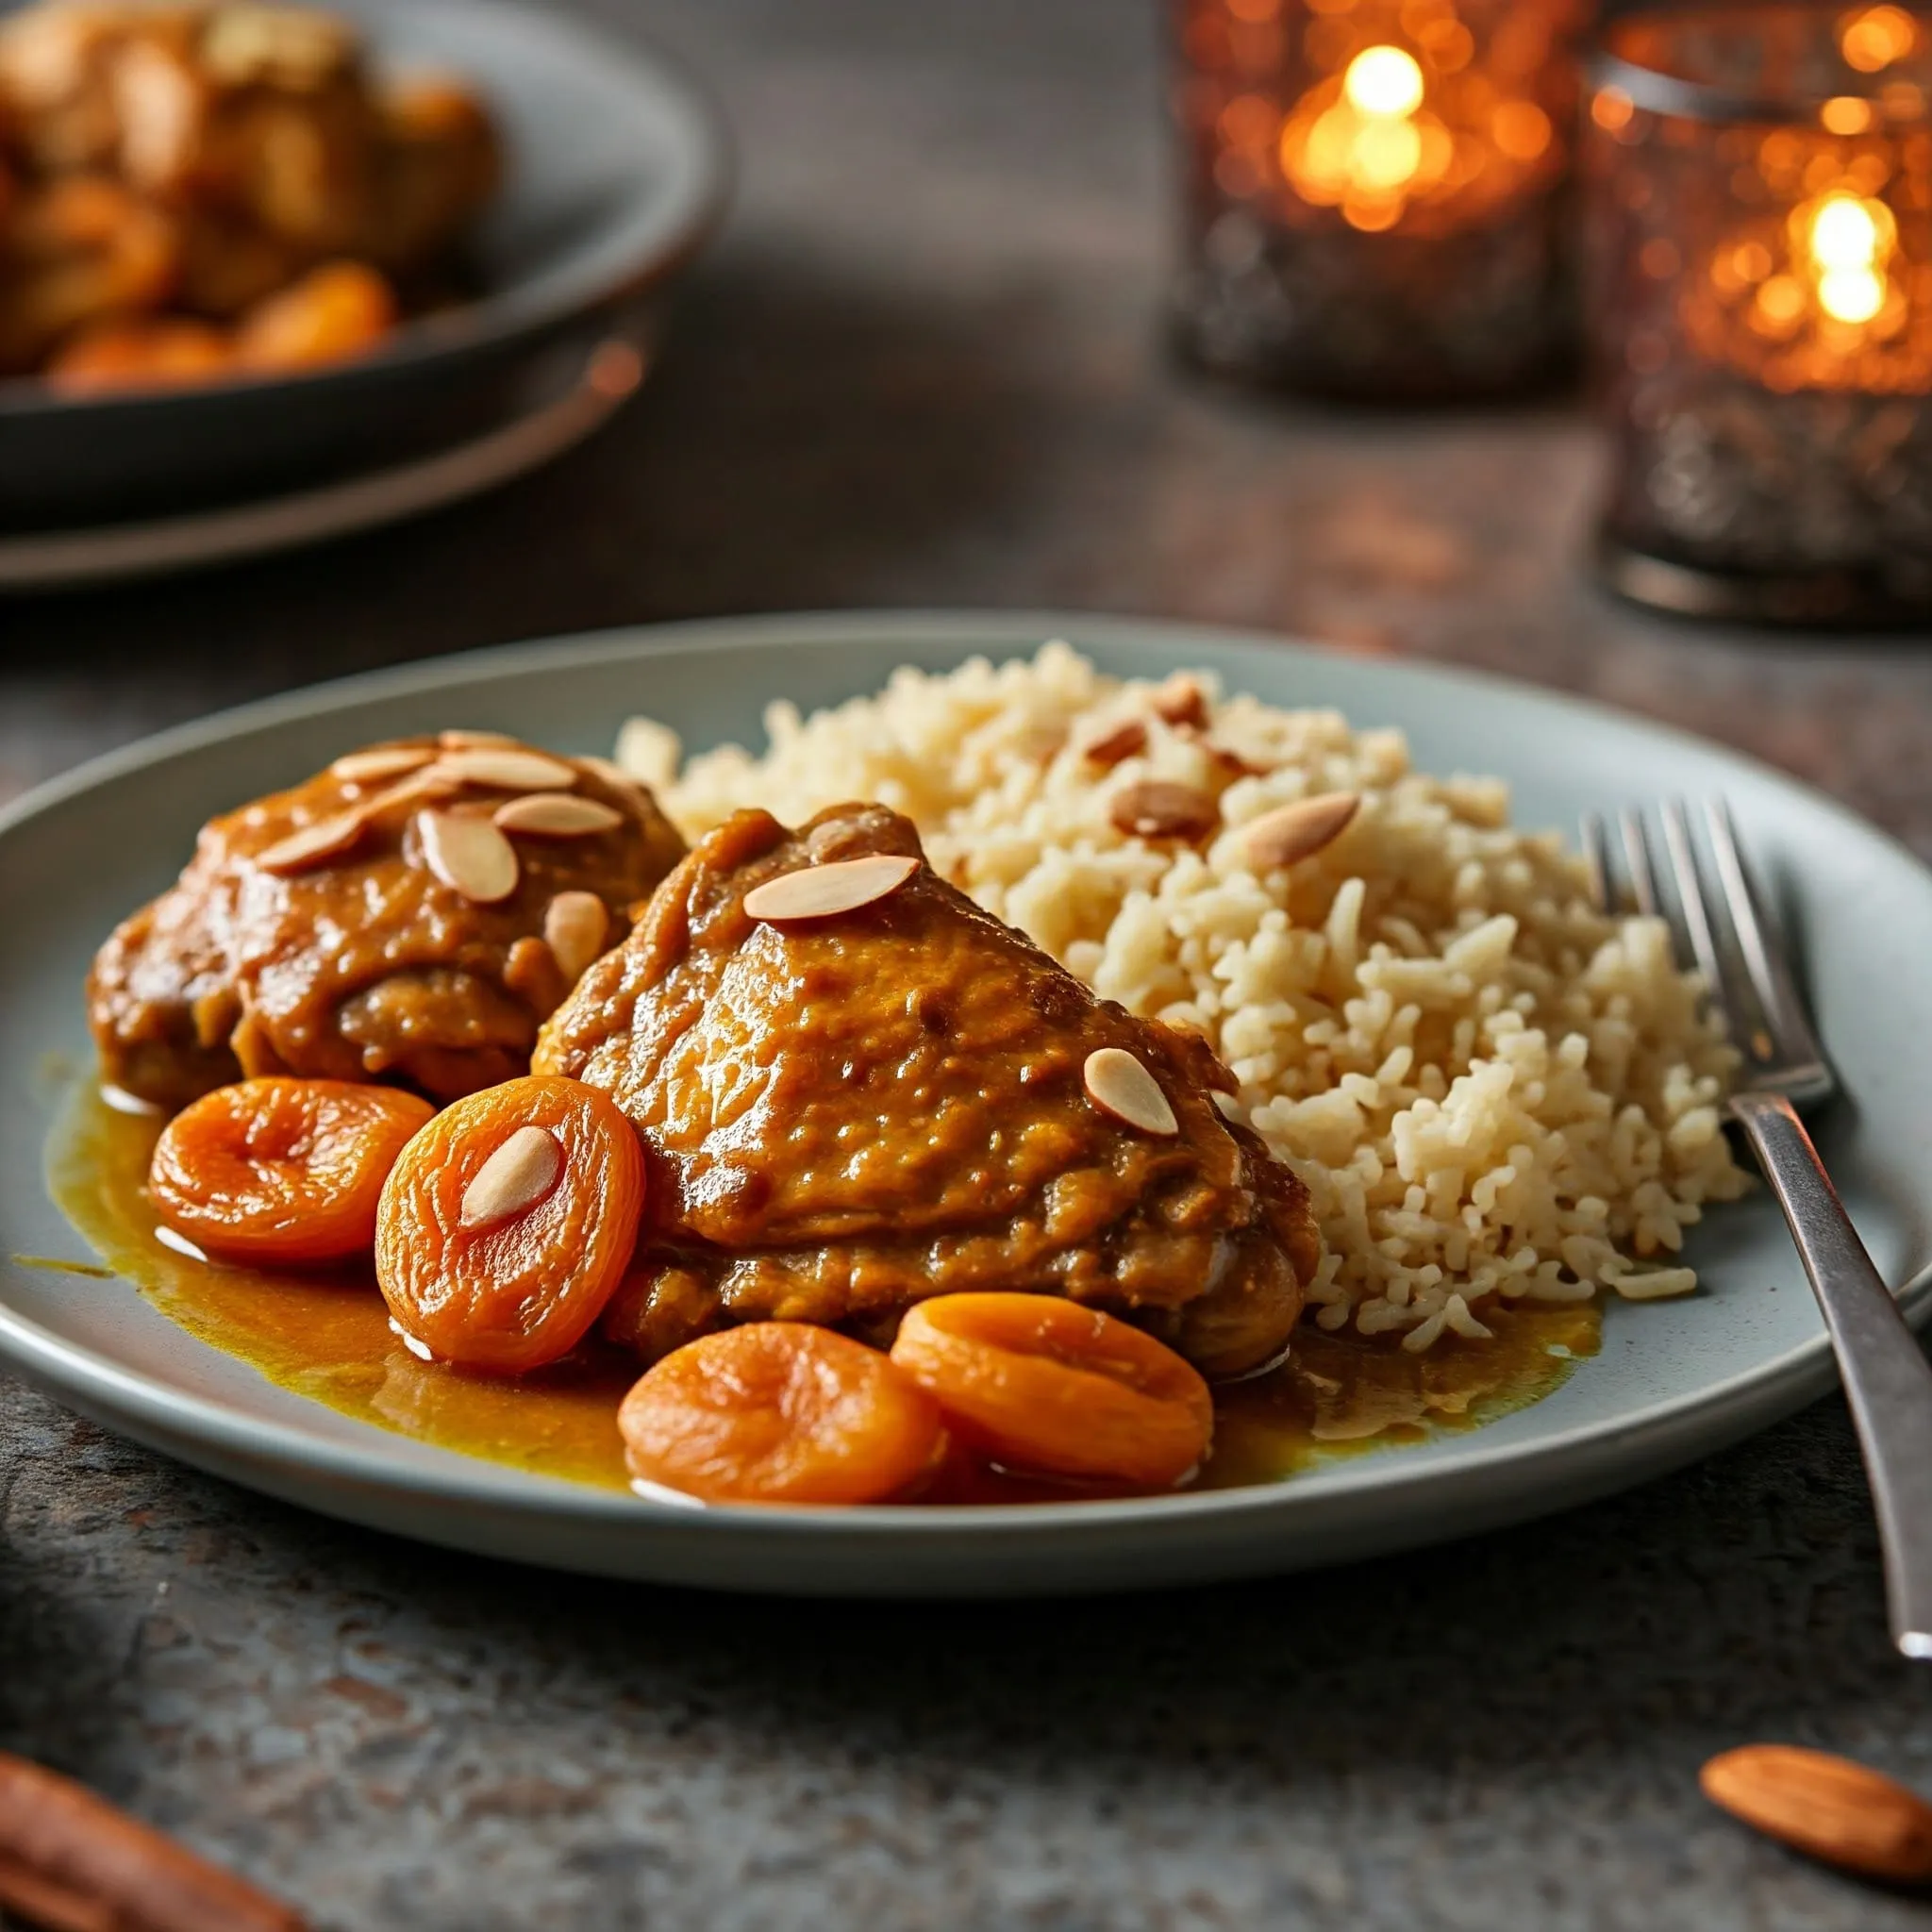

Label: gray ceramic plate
[2,612,1926,1598]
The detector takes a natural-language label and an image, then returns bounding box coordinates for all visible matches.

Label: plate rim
[0,335,646,591]
[3,608,1924,1549]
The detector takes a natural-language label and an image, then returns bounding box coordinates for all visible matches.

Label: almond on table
[1701,1744,1932,1882]
[375,1074,644,1373]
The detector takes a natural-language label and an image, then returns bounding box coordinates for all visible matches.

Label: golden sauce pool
[42,1086,1599,1501]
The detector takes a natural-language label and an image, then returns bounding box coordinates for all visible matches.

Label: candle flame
[1281,41,1449,225]
[1803,191,1895,325]
[1810,193,1881,269]
[1344,45,1424,116]
[1273,9,1557,232]
[1838,4,1919,72]
[1819,267,1886,323]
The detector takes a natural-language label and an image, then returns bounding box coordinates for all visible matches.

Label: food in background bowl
[0,0,500,390]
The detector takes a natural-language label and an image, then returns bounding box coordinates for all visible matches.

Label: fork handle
[1731,1090,1932,1660]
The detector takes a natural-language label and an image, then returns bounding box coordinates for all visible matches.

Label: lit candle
[1586,3,1932,621]
[1169,0,1590,396]
[1276,29,1557,233]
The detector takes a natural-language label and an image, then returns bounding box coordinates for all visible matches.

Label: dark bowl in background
[0,0,731,525]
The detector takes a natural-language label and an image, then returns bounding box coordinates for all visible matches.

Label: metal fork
[1585,800,1932,1660]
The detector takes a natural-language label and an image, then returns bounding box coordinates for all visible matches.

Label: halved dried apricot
[235,260,396,372]
[375,1074,642,1373]
[50,318,234,393]
[149,1078,434,1266]
[890,1293,1213,1489]
[618,1324,945,1505]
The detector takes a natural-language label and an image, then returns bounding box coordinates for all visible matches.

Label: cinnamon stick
[0,1753,305,1932]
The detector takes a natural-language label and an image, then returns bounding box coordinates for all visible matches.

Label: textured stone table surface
[6,3,1932,1927]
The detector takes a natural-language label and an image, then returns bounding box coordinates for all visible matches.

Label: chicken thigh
[91,734,686,1108]
[535,802,1320,1376]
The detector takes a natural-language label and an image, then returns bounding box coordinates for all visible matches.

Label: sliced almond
[1206,742,1267,779]
[431,748,579,792]
[1079,719,1148,768]
[100,1083,164,1117]
[1152,674,1208,729]
[1610,1268,1697,1302]
[493,793,625,838]
[417,808,520,904]
[359,766,461,818]
[544,891,609,982]
[154,1223,210,1263]
[1110,780,1219,842]
[439,729,521,749]
[1242,792,1360,871]
[1702,1745,1932,1882]
[257,810,367,874]
[330,745,433,785]
[458,1125,564,1231]
[742,854,920,923]
[1083,1046,1179,1136]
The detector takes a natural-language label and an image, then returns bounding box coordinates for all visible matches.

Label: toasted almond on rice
[1701,1745,1932,1881]
[1110,780,1219,842]
[417,809,519,904]
[1152,675,1208,728]
[493,793,625,837]
[1242,792,1360,870]
[743,855,920,923]
[1083,1047,1179,1136]
[1078,719,1148,768]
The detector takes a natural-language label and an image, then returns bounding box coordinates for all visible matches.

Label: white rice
[622,643,1749,1351]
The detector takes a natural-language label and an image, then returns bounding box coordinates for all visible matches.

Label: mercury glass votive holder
[1169,0,1592,398]
[1586,5,1932,623]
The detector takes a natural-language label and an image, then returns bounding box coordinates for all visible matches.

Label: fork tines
[1581,800,1831,1105]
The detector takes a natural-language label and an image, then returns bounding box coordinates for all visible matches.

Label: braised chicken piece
[90,735,686,1110]
[534,803,1321,1377]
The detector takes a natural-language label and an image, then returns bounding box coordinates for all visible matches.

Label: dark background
[4,4,1932,1927]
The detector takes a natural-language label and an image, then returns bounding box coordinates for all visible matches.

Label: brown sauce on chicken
[536,804,1322,1376]
[43,1086,1599,1498]
[88,733,686,1109]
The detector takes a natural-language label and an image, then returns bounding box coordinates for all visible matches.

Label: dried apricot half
[619,1324,945,1506]
[149,1078,434,1266]
[890,1293,1213,1489]
[235,261,397,372]
[375,1075,643,1373]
